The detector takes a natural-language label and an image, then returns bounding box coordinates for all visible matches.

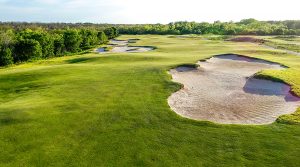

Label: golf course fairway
[1,35,300,166]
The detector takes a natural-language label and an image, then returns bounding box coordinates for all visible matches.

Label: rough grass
[254,35,300,53]
[265,41,300,53]
[226,35,300,53]
[0,35,300,166]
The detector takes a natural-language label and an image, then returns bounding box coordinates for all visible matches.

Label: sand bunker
[96,39,153,53]
[168,54,300,124]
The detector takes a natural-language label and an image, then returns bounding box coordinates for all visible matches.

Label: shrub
[18,29,54,58]
[0,47,13,66]
[63,29,82,53]
[80,29,98,49]
[14,39,42,62]
[97,31,108,44]
[53,34,66,56]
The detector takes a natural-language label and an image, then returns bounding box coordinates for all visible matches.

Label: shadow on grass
[65,57,98,64]
[65,54,167,65]
[0,110,31,126]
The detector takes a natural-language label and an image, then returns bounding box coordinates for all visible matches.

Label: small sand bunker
[96,39,153,53]
[168,54,300,124]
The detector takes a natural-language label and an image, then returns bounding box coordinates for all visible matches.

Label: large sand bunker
[168,54,300,124]
[96,39,153,53]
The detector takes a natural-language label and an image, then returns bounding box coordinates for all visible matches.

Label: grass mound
[277,108,300,124]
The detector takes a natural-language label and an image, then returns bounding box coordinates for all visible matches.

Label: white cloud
[38,0,61,5]
[0,0,299,23]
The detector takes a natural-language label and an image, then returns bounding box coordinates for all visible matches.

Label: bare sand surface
[96,39,153,53]
[168,54,300,124]
[228,37,265,43]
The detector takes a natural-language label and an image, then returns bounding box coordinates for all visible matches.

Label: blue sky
[0,0,299,23]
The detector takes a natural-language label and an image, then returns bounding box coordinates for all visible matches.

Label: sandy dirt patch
[228,37,265,43]
[96,39,153,53]
[168,54,300,124]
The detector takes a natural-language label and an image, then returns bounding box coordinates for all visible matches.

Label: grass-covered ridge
[1,35,300,166]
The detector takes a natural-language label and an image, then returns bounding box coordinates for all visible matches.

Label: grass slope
[0,35,300,166]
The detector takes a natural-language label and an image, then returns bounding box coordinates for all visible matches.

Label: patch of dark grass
[0,110,31,126]
[128,39,140,43]
[169,63,199,71]
[65,57,92,64]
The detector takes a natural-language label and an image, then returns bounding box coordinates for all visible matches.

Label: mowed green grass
[1,35,300,166]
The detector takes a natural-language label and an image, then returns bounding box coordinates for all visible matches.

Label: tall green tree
[14,39,42,62]
[112,27,119,37]
[104,28,114,39]
[18,29,54,58]
[97,31,108,44]
[0,30,15,65]
[63,29,82,52]
[53,33,65,56]
[0,47,13,66]
[80,29,98,49]
[104,27,118,39]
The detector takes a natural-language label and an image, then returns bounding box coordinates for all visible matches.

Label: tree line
[1,19,300,66]
[0,27,118,66]
[118,19,300,35]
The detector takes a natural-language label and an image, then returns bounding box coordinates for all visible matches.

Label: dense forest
[0,26,118,66]
[1,19,300,66]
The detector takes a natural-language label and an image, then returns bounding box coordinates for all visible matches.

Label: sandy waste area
[96,39,153,53]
